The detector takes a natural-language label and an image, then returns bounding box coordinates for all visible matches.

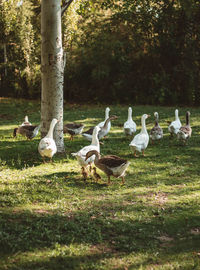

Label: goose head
[154,112,158,118]
[85,150,99,161]
[109,115,118,121]
[51,118,59,126]
[128,107,132,118]
[142,114,151,121]
[105,107,110,118]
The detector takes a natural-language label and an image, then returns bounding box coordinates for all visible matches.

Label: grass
[0,97,200,270]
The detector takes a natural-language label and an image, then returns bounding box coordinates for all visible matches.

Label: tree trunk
[41,0,65,153]
[3,43,7,76]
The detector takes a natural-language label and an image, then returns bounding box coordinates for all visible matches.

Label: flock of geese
[13,107,192,185]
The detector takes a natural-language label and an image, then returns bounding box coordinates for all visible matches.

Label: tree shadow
[0,197,200,269]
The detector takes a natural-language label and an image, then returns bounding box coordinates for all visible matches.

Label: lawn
[0,98,200,270]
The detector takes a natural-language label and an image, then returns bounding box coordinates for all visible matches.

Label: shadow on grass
[0,201,200,269]
[0,139,70,170]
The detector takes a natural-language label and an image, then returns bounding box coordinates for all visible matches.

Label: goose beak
[147,115,151,118]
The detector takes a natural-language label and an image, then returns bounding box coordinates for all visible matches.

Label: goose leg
[142,150,145,157]
[107,176,111,185]
[134,151,138,158]
[121,176,125,185]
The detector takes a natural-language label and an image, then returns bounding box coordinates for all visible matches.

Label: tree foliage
[1,0,200,105]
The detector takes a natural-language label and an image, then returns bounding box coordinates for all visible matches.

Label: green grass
[0,98,200,270]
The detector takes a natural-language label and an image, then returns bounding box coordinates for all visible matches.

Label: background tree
[1,0,200,106]
[40,0,74,153]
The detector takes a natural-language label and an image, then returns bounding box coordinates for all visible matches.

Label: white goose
[97,107,111,135]
[123,107,137,136]
[82,115,117,142]
[168,109,181,136]
[72,126,101,176]
[38,118,58,162]
[129,114,150,157]
[21,116,32,126]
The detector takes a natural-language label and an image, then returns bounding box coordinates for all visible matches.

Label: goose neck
[103,117,111,129]
[155,115,159,126]
[186,113,190,126]
[128,109,132,121]
[47,121,57,138]
[141,117,147,133]
[91,129,100,147]
[93,151,101,165]
[105,109,109,120]
[175,110,179,120]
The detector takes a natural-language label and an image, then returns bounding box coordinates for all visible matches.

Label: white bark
[41,0,65,152]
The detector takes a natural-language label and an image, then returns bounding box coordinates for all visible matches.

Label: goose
[97,107,111,133]
[72,126,101,176]
[82,115,117,142]
[13,124,41,140]
[63,123,84,140]
[123,107,137,136]
[92,167,101,182]
[168,109,181,136]
[38,118,58,162]
[177,111,192,143]
[129,114,150,157]
[85,150,130,185]
[81,167,88,182]
[21,115,32,126]
[150,112,163,143]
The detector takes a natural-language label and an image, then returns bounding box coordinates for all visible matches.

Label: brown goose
[82,115,118,141]
[63,123,84,140]
[13,124,41,140]
[85,150,130,185]
[150,112,163,143]
[177,111,192,143]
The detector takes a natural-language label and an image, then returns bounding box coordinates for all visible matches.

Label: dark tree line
[1,0,200,105]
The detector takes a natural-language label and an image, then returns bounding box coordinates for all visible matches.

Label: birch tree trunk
[41,0,65,153]
[3,44,7,76]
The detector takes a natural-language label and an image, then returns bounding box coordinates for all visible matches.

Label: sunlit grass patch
[0,98,200,269]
